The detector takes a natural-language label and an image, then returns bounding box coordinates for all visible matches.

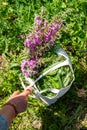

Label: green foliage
[0,68,20,95]
[0,0,87,129]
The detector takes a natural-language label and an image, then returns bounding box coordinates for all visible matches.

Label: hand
[7,87,32,114]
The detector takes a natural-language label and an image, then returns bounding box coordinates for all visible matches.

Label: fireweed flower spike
[21,15,62,77]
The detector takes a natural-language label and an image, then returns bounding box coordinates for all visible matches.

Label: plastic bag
[20,49,75,106]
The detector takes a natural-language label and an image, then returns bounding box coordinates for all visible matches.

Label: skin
[0,87,32,126]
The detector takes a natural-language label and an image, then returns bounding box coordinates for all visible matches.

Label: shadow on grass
[37,64,87,130]
[38,86,87,130]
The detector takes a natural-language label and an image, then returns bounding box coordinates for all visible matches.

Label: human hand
[6,87,32,114]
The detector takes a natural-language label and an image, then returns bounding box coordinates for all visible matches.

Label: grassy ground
[0,0,87,130]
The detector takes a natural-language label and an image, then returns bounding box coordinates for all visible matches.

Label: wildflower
[28,58,36,69]
[44,31,51,42]
[35,15,42,26]
[21,15,62,77]
[50,40,54,46]
[21,60,29,77]
[24,38,31,47]
[29,43,36,51]
[33,36,42,45]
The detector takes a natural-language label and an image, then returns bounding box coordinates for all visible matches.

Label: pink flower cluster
[21,58,40,77]
[21,15,62,77]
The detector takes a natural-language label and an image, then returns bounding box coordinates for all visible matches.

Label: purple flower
[21,58,37,77]
[49,22,59,36]
[29,43,36,50]
[33,36,42,45]
[50,40,54,46]
[38,52,42,56]
[24,38,31,47]
[44,34,51,42]
[44,19,48,28]
[21,60,29,77]
[32,70,38,75]
[21,15,62,77]
[35,15,42,25]
[28,59,36,69]
[23,70,29,77]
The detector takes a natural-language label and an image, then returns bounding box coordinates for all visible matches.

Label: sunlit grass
[0,0,87,129]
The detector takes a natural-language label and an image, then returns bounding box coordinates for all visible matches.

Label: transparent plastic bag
[20,49,75,106]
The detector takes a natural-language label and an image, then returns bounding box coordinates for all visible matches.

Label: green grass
[0,0,87,130]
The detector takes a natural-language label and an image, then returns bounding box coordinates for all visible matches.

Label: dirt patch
[76,88,87,99]
[0,55,8,82]
[0,55,8,70]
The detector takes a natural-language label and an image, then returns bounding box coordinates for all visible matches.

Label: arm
[0,105,16,126]
[0,88,32,127]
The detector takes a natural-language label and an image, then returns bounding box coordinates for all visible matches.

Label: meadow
[0,0,87,130]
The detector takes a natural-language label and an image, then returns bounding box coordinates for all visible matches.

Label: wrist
[0,105,16,125]
[5,102,18,116]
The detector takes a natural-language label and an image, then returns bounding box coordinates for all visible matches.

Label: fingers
[8,90,20,100]
[25,88,33,96]
[12,90,20,96]
[20,87,33,96]
[9,87,33,102]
